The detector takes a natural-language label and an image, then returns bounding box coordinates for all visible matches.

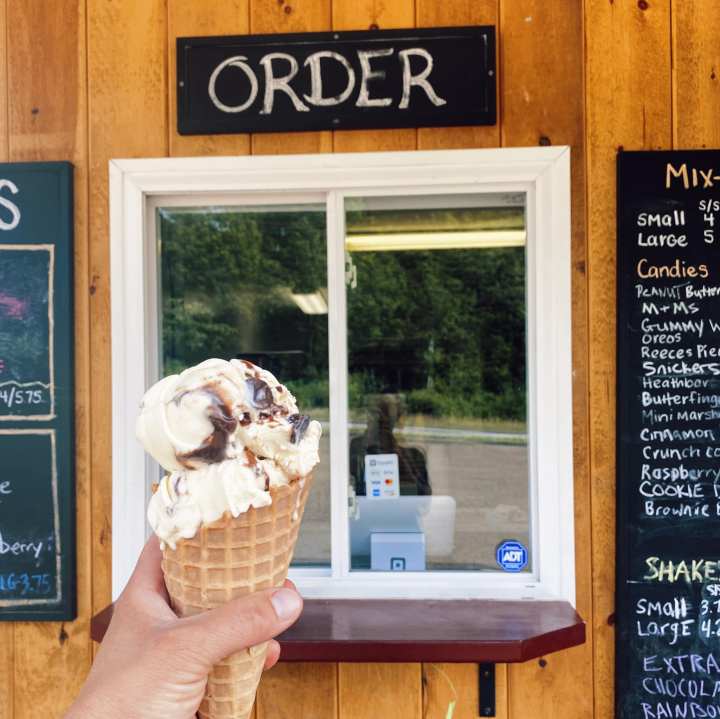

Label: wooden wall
[0,1,714,717]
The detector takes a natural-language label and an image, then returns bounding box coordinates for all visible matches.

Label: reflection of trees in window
[159,210,329,406]
[160,210,526,422]
[347,248,526,422]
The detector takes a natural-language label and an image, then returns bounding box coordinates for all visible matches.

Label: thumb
[174,587,303,666]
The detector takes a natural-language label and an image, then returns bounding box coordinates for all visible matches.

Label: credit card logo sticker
[496,540,528,572]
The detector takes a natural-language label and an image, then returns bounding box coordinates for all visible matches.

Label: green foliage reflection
[160,209,526,424]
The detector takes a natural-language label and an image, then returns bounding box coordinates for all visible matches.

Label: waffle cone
[161,475,313,719]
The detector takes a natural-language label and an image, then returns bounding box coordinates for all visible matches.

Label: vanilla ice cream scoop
[135,360,241,469]
[137,358,321,546]
[136,358,317,471]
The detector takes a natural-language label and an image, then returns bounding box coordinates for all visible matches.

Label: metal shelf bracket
[478,663,495,717]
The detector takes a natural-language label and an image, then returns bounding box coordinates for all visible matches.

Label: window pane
[345,193,530,573]
[157,204,330,567]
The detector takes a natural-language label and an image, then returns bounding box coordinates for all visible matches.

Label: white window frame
[110,147,574,604]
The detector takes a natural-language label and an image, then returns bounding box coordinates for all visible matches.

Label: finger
[283,578,297,592]
[120,536,168,602]
[109,537,175,634]
[264,639,281,670]
[176,587,303,667]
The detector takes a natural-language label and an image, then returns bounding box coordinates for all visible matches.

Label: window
[111,148,573,601]
[157,202,332,567]
[343,194,528,574]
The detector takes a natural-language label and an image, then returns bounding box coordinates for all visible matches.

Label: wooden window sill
[91,599,585,663]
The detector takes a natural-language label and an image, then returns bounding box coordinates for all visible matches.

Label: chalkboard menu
[616,150,720,717]
[0,163,74,621]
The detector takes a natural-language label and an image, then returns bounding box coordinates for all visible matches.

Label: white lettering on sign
[0,179,20,230]
[0,481,11,495]
[357,48,394,108]
[208,56,258,113]
[259,53,310,115]
[398,48,447,109]
[303,51,356,107]
[208,47,447,114]
[0,530,43,559]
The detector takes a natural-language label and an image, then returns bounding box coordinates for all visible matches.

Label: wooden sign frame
[0,162,75,621]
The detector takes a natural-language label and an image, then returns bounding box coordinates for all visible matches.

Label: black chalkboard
[0,162,74,621]
[616,150,720,718]
[177,26,496,135]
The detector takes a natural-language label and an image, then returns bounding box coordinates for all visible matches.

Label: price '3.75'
[0,572,52,595]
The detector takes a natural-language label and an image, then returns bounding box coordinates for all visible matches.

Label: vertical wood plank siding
[258,662,338,719]
[8,2,91,716]
[86,0,169,634]
[339,663,423,719]
[501,3,591,719]
[0,1,702,716]
[168,0,252,157]
[585,2,672,718]
[672,3,720,149]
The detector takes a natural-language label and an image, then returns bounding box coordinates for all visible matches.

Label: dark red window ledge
[92,599,585,663]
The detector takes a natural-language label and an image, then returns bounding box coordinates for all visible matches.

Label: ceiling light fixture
[345,230,526,252]
[289,291,328,315]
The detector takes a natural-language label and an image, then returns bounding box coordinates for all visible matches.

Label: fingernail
[271,588,301,620]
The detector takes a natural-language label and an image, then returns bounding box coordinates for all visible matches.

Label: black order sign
[616,151,720,719]
[177,26,496,135]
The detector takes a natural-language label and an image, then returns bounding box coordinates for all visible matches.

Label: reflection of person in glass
[350,394,431,496]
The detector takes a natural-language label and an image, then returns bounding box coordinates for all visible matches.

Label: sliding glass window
[155,191,530,575]
[344,193,530,573]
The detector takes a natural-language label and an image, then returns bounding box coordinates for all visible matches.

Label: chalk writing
[0,573,52,596]
[617,151,720,718]
[208,47,448,116]
[0,430,60,608]
[0,179,21,230]
[0,531,44,559]
[0,245,54,419]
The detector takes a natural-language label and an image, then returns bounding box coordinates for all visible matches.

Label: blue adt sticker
[496,540,528,572]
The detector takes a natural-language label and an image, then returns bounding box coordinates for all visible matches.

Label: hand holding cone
[136,358,321,719]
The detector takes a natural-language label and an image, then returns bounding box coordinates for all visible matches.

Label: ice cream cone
[161,475,313,719]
